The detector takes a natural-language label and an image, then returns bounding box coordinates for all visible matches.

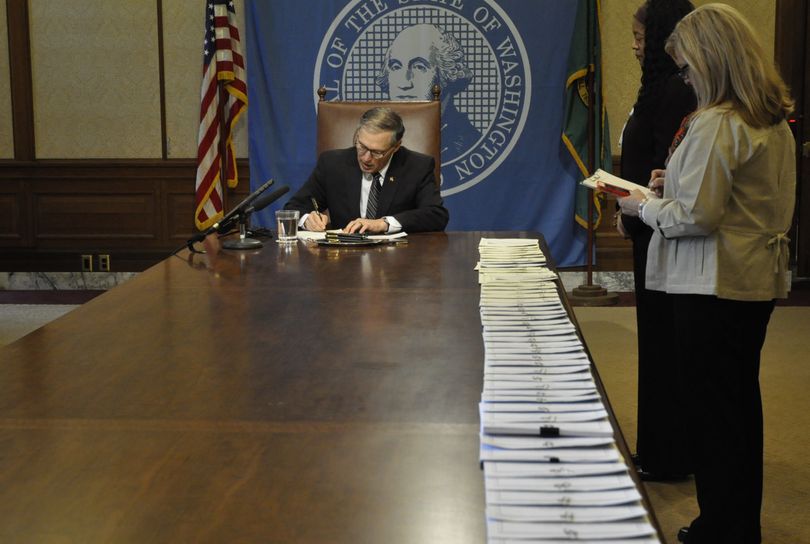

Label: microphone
[215,184,291,251]
[216,178,275,229]
[186,179,275,246]
[244,185,289,214]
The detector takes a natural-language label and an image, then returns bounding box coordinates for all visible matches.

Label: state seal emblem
[314,0,531,196]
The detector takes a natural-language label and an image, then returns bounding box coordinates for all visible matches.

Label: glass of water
[275,210,299,243]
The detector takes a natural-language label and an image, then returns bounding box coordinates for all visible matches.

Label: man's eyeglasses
[677,64,690,82]
[355,140,395,160]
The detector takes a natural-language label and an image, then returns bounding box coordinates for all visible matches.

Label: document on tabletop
[481,435,615,450]
[297,231,326,241]
[482,421,614,438]
[483,332,580,343]
[484,353,590,366]
[485,342,586,354]
[479,270,558,282]
[484,324,578,335]
[485,364,592,374]
[483,366,592,377]
[485,487,642,507]
[484,368,593,379]
[486,350,588,362]
[296,230,407,242]
[486,519,656,540]
[480,401,607,413]
[481,307,568,317]
[485,473,637,492]
[488,538,660,544]
[482,380,597,392]
[367,231,408,241]
[481,410,608,424]
[483,461,629,478]
[479,445,622,463]
[486,503,647,523]
[482,332,579,343]
[483,363,593,374]
[481,392,603,403]
[481,304,567,314]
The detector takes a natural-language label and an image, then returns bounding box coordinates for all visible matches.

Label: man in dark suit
[284,107,449,234]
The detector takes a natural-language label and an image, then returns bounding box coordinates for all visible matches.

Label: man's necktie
[366,172,382,219]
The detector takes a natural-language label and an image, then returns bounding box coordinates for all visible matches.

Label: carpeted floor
[574,305,810,544]
[0,304,79,347]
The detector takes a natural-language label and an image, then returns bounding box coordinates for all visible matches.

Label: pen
[310,197,324,221]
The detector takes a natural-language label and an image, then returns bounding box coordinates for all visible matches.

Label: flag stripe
[195,0,248,231]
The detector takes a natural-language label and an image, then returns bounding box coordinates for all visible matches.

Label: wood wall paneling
[0,179,28,245]
[775,0,809,276]
[0,160,249,271]
[33,182,157,243]
[797,2,810,278]
[6,0,34,160]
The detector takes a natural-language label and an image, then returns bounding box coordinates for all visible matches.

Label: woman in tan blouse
[618,4,795,543]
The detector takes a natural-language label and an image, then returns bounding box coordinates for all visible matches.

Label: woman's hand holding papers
[619,168,666,219]
[618,189,650,218]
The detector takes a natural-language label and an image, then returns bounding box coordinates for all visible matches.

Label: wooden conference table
[0,232,650,543]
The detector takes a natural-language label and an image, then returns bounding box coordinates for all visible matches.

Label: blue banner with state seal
[245,0,596,266]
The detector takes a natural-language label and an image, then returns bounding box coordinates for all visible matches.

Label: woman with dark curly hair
[617,0,695,481]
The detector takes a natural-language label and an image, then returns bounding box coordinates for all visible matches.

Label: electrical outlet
[81,254,93,272]
[99,254,111,272]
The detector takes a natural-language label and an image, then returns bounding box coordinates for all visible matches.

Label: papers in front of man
[581,168,655,198]
[298,230,407,244]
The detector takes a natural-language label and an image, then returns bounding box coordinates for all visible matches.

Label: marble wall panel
[162,0,248,159]
[0,0,13,159]
[29,0,162,158]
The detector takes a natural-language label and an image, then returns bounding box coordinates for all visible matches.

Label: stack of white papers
[477,238,659,543]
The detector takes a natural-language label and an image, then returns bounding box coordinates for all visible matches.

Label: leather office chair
[316,86,442,186]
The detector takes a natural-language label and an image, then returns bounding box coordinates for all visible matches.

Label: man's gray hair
[356,107,405,145]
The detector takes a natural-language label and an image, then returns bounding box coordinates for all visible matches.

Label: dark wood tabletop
[0,232,545,543]
[0,231,659,543]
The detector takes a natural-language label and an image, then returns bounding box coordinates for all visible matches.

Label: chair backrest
[316,86,442,186]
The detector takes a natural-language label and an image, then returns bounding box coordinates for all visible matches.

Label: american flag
[195,0,247,231]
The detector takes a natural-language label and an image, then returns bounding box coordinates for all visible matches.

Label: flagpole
[217,79,229,215]
[569,0,617,306]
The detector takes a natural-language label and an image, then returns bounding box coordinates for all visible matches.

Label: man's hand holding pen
[305,197,329,231]
[305,211,329,231]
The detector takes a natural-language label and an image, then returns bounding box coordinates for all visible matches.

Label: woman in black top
[618,0,695,480]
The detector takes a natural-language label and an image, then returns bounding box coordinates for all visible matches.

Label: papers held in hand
[581,169,655,198]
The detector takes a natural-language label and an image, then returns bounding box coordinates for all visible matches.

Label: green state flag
[562,0,612,229]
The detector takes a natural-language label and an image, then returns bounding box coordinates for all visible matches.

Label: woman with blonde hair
[618,4,795,543]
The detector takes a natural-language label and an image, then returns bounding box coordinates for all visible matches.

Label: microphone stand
[179,183,290,255]
[222,211,263,250]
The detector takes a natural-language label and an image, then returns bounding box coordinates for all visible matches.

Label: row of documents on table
[477,238,660,543]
